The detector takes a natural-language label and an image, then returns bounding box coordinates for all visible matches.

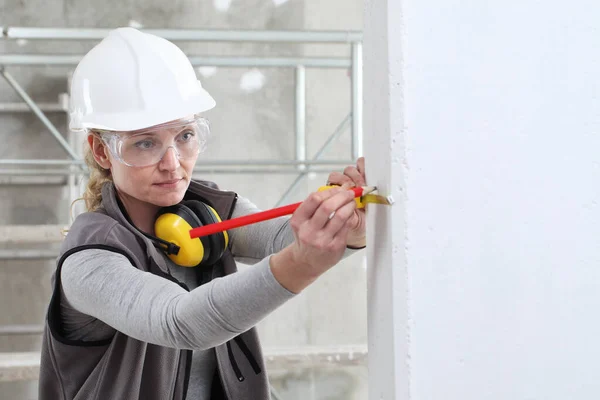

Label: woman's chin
[151,188,186,207]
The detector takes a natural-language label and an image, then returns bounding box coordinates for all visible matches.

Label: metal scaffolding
[0,30,367,399]
[0,26,363,204]
[0,27,365,353]
[0,28,362,161]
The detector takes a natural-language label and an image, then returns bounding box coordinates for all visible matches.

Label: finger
[356,157,366,179]
[331,207,355,245]
[346,209,362,231]
[326,171,354,187]
[308,189,356,230]
[323,198,357,237]
[344,165,366,187]
[294,187,345,222]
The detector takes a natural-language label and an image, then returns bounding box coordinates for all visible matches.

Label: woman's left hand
[326,157,367,248]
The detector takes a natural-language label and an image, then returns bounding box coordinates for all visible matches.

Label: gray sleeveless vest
[39,179,271,400]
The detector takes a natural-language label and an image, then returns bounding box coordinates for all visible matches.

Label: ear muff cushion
[191,203,228,246]
[183,200,226,266]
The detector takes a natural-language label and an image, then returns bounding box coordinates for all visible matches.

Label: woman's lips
[154,178,182,188]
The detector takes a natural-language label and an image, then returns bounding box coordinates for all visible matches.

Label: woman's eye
[179,130,196,142]
[135,140,155,149]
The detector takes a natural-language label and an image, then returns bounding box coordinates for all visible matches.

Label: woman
[39,27,368,400]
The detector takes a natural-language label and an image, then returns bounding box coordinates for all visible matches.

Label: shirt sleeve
[60,248,295,351]
[227,195,295,264]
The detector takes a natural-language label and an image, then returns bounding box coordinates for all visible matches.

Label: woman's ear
[87,134,112,170]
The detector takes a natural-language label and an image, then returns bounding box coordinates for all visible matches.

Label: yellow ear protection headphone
[152,200,229,267]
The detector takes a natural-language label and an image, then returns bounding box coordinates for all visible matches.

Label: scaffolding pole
[0,69,79,160]
[351,42,364,159]
[0,54,350,68]
[295,66,307,171]
[2,27,363,43]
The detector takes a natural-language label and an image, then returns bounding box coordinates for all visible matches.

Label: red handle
[189,186,364,238]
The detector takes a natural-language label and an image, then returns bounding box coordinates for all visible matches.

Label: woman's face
[89,120,201,208]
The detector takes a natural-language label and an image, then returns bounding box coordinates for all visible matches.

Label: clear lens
[102,116,210,167]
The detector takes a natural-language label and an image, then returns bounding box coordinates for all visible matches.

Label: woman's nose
[158,146,180,171]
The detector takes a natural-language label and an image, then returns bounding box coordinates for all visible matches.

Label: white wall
[366,0,600,399]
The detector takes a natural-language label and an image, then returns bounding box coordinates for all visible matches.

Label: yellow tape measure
[317,185,367,209]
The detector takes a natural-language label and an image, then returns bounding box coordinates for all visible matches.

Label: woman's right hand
[269,187,358,293]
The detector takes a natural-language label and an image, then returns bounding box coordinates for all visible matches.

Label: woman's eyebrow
[123,132,159,141]
[174,125,195,133]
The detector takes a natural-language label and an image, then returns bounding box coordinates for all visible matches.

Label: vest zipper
[179,350,193,400]
[226,335,263,383]
[233,336,262,374]
[226,341,245,382]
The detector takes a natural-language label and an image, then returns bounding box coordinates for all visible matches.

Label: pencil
[189,186,374,238]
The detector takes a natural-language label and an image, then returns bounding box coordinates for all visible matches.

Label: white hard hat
[69,27,216,132]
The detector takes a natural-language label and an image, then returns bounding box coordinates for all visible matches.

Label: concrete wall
[368,0,599,398]
[0,0,367,399]
[362,0,408,398]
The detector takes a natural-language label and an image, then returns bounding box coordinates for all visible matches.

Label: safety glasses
[98,115,210,167]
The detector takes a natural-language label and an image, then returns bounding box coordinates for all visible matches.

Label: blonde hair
[62,134,112,237]
[81,133,113,212]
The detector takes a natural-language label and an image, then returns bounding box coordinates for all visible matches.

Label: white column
[363,0,408,399]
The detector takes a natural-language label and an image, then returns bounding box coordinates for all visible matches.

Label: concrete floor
[0,0,367,398]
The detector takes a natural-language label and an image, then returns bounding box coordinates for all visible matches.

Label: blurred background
[0,0,368,399]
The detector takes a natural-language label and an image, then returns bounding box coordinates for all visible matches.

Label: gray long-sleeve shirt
[59,195,361,399]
